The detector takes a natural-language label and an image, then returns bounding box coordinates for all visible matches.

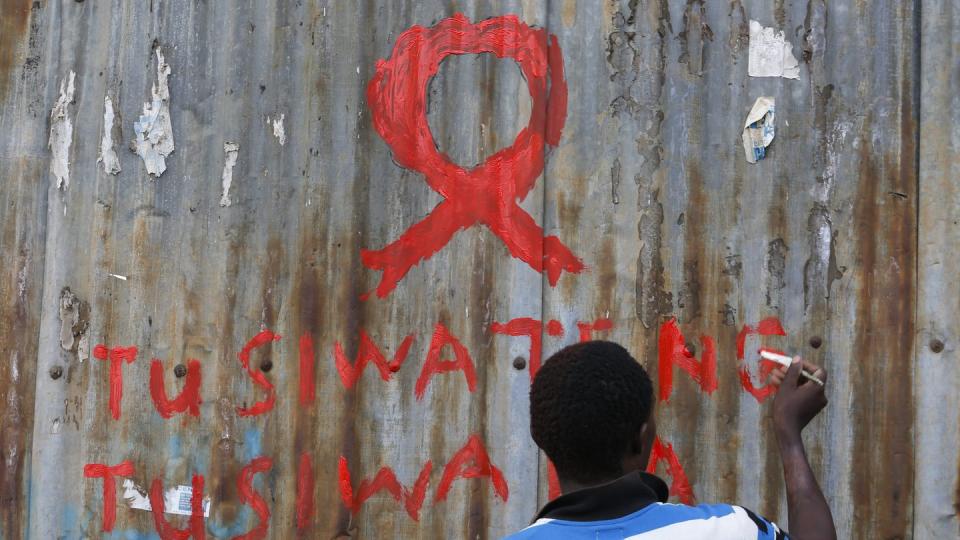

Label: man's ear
[637,417,656,468]
[623,420,655,474]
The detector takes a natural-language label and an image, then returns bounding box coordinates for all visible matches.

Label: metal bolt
[49,365,63,380]
[809,336,823,349]
[930,339,945,353]
[174,364,187,378]
[260,359,273,372]
[512,356,527,370]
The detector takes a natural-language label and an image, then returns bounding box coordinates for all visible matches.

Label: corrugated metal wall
[0,0,955,538]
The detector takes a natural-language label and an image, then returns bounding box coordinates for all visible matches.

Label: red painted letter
[236,331,281,417]
[657,318,717,402]
[434,435,509,503]
[93,345,138,420]
[646,437,695,505]
[577,318,613,342]
[736,318,786,403]
[149,474,206,540]
[415,323,477,399]
[490,318,564,381]
[547,460,561,500]
[296,452,314,531]
[84,460,134,532]
[231,456,273,540]
[149,359,202,418]
[333,330,415,389]
[337,456,432,521]
[299,333,315,405]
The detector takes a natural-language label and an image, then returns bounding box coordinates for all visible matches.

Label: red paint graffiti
[232,457,273,540]
[415,323,477,400]
[736,318,787,403]
[646,436,695,505]
[150,474,206,540]
[149,358,202,418]
[490,318,564,381]
[93,344,138,420]
[333,330,415,389]
[236,331,281,417]
[296,452,314,531]
[657,318,717,402]
[435,434,509,503]
[84,460,134,532]
[338,456,433,521]
[299,333,315,406]
[363,13,582,299]
[546,460,562,500]
[576,318,614,342]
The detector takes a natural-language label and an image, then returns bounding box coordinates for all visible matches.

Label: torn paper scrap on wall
[98,96,122,175]
[219,142,240,207]
[748,21,800,79]
[122,479,211,517]
[48,71,76,190]
[132,49,174,177]
[742,97,775,163]
[268,113,286,145]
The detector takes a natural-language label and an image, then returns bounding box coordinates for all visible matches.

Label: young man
[505,341,836,540]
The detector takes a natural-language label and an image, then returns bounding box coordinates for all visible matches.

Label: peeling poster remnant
[132,49,174,177]
[742,96,775,163]
[121,480,211,517]
[219,142,240,207]
[98,96,122,175]
[748,20,800,80]
[48,71,76,190]
[268,113,286,146]
[58,287,89,352]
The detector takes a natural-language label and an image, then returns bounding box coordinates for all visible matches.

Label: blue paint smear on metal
[61,504,80,539]
[207,506,254,538]
[243,428,262,460]
[106,530,161,540]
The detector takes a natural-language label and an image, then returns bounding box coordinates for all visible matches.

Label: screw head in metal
[174,364,187,378]
[809,336,823,349]
[49,365,63,379]
[512,356,527,370]
[260,359,273,372]
[930,339,945,353]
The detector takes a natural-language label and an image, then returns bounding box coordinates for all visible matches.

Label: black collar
[534,472,669,522]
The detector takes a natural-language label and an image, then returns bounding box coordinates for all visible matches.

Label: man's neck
[559,473,624,495]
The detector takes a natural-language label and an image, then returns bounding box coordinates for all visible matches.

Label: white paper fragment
[122,480,211,517]
[742,96,775,163]
[748,21,800,80]
[219,142,240,207]
[108,273,127,281]
[48,71,76,190]
[267,114,286,146]
[78,334,89,363]
[97,96,122,175]
[132,49,175,177]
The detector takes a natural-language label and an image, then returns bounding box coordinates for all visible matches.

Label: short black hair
[530,341,653,482]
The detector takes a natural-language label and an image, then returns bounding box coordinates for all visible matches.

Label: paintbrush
[759,350,825,386]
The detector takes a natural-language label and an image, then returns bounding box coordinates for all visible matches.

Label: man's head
[530,341,655,487]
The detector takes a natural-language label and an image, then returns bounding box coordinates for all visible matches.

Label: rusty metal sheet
[0,0,946,539]
[542,1,918,539]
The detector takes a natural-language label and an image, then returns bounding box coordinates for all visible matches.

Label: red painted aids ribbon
[363,13,584,299]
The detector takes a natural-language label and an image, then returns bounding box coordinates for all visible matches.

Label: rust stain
[850,129,917,538]
[0,0,31,103]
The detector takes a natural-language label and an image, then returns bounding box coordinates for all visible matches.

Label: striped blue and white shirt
[504,473,787,540]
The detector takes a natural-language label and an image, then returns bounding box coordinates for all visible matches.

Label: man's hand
[770,359,828,439]
[766,358,836,540]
